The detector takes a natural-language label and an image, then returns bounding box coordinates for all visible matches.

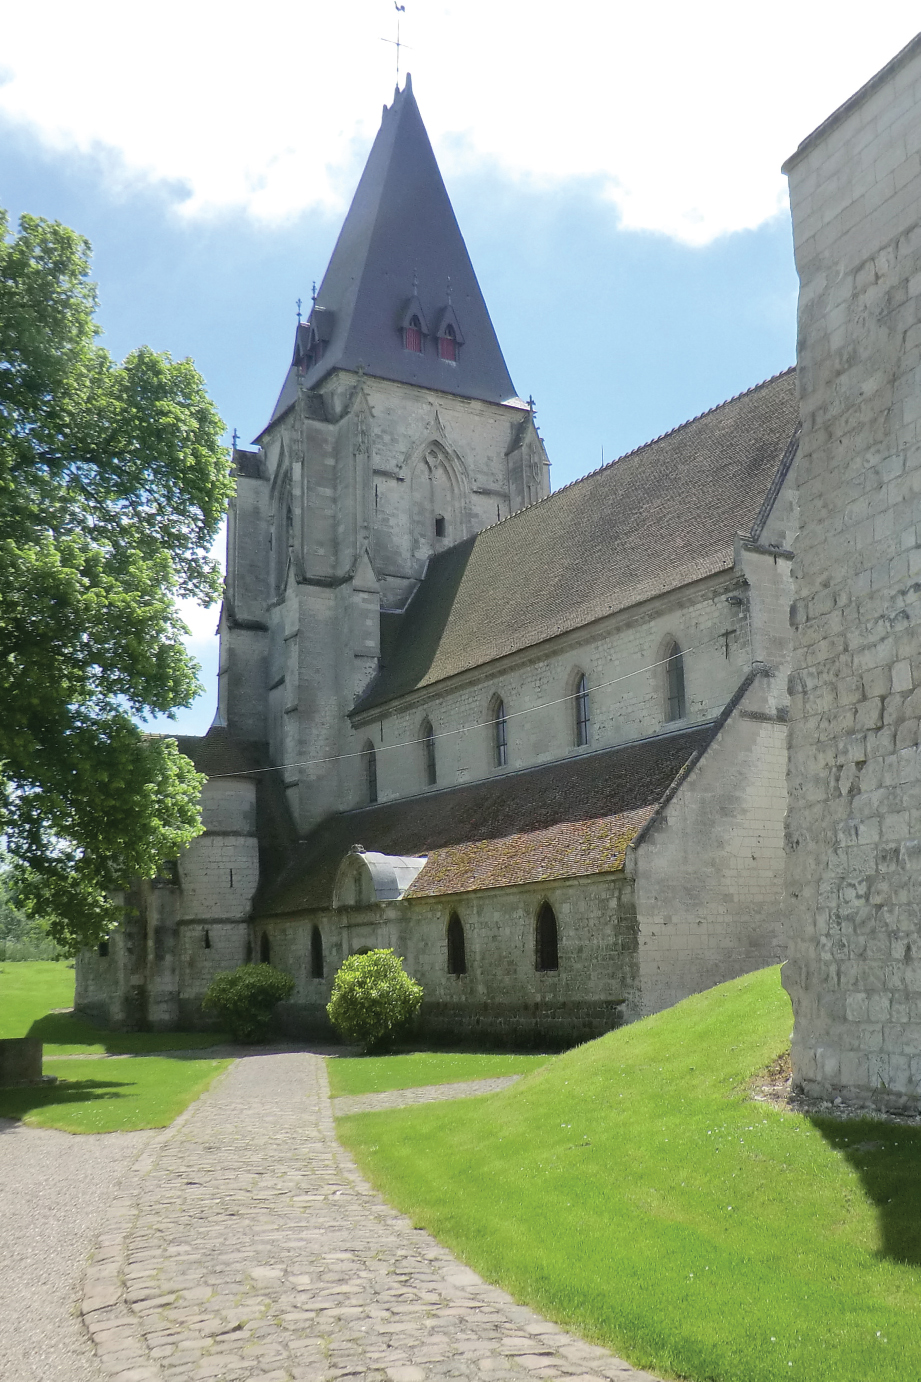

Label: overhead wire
[208,621,749,780]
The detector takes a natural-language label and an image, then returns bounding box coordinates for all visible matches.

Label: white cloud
[1,1,917,245]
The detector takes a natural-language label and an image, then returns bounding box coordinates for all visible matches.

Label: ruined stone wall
[784,36,921,1106]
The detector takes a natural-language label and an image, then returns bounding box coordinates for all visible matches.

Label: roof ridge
[464,365,797,541]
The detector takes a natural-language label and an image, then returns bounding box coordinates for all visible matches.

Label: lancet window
[574,672,590,747]
[422,718,437,786]
[665,640,687,721]
[405,315,423,353]
[447,913,467,975]
[493,696,508,768]
[535,903,559,972]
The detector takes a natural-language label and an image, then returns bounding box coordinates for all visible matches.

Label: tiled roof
[256,724,714,916]
[173,729,267,778]
[355,369,798,713]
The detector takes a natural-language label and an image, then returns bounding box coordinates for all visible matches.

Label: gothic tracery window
[665,640,686,721]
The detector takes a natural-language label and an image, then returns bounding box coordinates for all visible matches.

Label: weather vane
[381,3,409,85]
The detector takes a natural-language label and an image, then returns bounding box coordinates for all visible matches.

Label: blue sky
[2,3,918,733]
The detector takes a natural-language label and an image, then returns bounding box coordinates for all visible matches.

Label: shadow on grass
[812,1116,921,1265]
[0,1075,129,1129]
[25,1009,224,1053]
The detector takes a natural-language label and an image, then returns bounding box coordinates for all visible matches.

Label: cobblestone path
[330,1075,521,1116]
[82,1052,659,1382]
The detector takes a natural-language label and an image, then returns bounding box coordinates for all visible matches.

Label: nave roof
[355,368,799,713]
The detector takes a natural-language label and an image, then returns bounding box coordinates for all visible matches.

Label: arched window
[493,696,508,767]
[434,514,446,538]
[535,903,559,972]
[421,718,437,786]
[405,314,423,353]
[439,323,457,362]
[311,925,324,979]
[447,913,467,975]
[574,672,590,746]
[260,931,271,965]
[665,640,686,721]
[363,741,378,804]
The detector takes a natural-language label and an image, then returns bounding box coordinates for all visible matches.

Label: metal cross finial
[381,3,409,85]
[446,275,452,304]
[311,280,317,306]
[527,395,536,414]
[296,297,302,323]
[232,428,240,450]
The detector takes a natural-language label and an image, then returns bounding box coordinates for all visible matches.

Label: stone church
[77,76,800,1043]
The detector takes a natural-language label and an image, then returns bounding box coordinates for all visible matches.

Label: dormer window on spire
[439,323,457,363]
[405,315,423,353]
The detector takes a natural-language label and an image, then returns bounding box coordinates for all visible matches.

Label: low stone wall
[0,1038,43,1086]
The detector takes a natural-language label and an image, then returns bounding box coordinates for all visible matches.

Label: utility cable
[208,623,747,780]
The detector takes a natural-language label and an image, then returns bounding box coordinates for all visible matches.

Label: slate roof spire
[264,75,517,429]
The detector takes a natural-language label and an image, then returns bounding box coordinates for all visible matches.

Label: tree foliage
[327,949,424,1053]
[201,964,296,1042]
[0,207,232,952]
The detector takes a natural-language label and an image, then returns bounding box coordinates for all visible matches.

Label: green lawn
[337,967,921,1382]
[0,960,226,1053]
[327,1049,551,1097]
[0,1055,231,1133]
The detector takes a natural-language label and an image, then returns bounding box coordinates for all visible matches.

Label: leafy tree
[202,964,296,1042]
[0,207,232,952]
[327,949,423,1053]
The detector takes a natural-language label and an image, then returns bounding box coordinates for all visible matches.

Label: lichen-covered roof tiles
[355,368,798,713]
[256,724,714,916]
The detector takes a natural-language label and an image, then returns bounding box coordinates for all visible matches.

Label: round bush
[201,962,295,1042]
[326,948,423,1053]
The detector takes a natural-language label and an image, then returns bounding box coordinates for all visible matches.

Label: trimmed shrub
[327,949,423,1053]
[201,963,295,1042]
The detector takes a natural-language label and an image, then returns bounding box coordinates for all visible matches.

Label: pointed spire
[263,77,516,430]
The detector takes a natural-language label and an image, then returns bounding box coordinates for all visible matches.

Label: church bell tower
[216,74,550,832]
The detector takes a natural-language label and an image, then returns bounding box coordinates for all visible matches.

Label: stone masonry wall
[784,36,921,1107]
[635,679,789,1014]
[350,572,752,808]
[259,872,639,1048]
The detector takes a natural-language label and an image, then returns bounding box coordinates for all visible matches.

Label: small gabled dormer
[433,298,464,364]
[293,307,336,374]
[398,283,429,354]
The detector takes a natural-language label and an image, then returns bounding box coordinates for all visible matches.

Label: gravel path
[0,1117,151,1382]
[81,1052,658,1382]
[331,1074,521,1116]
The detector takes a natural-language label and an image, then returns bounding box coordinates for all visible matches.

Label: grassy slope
[327,1051,550,1097]
[0,1056,231,1132]
[0,961,224,1053]
[338,967,921,1382]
